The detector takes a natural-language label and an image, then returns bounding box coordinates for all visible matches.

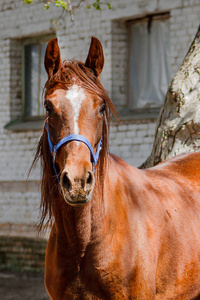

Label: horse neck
[53,182,105,256]
[51,154,129,255]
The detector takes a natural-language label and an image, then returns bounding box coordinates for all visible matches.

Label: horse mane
[33,60,117,232]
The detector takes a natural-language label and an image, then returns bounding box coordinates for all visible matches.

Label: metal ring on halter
[46,121,102,182]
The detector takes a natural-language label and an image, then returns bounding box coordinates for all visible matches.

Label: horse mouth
[60,177,94,206]
[63,194,92,206]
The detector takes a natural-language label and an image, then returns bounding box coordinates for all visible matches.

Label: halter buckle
[52,151,56,163]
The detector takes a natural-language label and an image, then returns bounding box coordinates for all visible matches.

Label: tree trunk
[140,24,200,169]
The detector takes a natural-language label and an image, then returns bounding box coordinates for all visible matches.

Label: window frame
[127,12,170,117]
[22,34,55,121]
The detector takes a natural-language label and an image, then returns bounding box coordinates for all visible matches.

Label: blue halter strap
[46,121,102,182]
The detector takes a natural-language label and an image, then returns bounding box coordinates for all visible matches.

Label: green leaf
[107,3,111,9]
[86,5,91,9]
[93,1,101,10]
[24,0,33,4]
[96,3,101,10]
[55,1,60,8]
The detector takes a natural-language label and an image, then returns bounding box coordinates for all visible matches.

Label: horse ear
[85,37,104,77]
[44,38,62,79]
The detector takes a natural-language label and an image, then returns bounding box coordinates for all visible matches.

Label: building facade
[0,0,200,242]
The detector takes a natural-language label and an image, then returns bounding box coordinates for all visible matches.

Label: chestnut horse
[36,37,200,299]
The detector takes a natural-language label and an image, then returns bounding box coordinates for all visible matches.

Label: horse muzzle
[60,169,95,206]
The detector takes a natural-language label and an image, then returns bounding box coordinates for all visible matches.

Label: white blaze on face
[65,84,86,134]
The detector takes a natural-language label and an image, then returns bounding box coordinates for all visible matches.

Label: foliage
[23,0,111,22]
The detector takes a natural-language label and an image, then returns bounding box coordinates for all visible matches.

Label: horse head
[43,37,111,207]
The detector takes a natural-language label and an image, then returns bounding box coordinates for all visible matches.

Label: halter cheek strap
[46,121,102,182]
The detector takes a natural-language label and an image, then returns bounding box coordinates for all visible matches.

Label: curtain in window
[39,43,48,116]
[129,18,170,109]
[24,44,39,117]
[24,42,47,117]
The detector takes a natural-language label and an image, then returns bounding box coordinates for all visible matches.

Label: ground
[0,271,49,300]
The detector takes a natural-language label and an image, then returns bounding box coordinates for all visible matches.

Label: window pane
[24,44,39,117]
[129,18,170,109]
[39,42,48,116]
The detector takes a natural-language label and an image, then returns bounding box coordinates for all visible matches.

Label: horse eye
[44,102,54,115]
[99,103,106,114]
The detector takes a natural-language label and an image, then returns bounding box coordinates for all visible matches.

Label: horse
[35,36,200,299]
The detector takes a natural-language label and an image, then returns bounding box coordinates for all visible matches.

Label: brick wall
[110,121,157,167]
[10,39,22,120]
[0,236,46,271]
[111,20,128,109]
[170,3,200,76]
[0,0,200,242]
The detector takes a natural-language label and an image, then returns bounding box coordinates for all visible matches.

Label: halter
[46,121,102,182]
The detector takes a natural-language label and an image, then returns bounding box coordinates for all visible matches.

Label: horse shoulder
[145,153,200,298]
[103,154,158,296]
[106,153,200,298]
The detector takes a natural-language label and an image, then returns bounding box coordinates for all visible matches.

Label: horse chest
[46,252,128,299]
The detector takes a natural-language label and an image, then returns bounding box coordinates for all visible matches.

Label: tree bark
[140,24,200,169]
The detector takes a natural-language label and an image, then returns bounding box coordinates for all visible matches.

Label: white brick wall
[0,0,200,238]
[170,5,200,76]
[10,39,22,120]
[110,122,156,167]
[0,191,39,225]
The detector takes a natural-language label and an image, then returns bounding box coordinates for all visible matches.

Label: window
[22,35,54,118]
[128,14,170,111]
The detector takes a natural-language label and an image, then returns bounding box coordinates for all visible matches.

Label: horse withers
[35,36,200,299]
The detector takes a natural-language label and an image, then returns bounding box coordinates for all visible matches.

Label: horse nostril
[86,171,93,186]
[62,172,72,191]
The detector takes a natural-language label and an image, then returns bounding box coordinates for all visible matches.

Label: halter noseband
[46,121,102,182]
